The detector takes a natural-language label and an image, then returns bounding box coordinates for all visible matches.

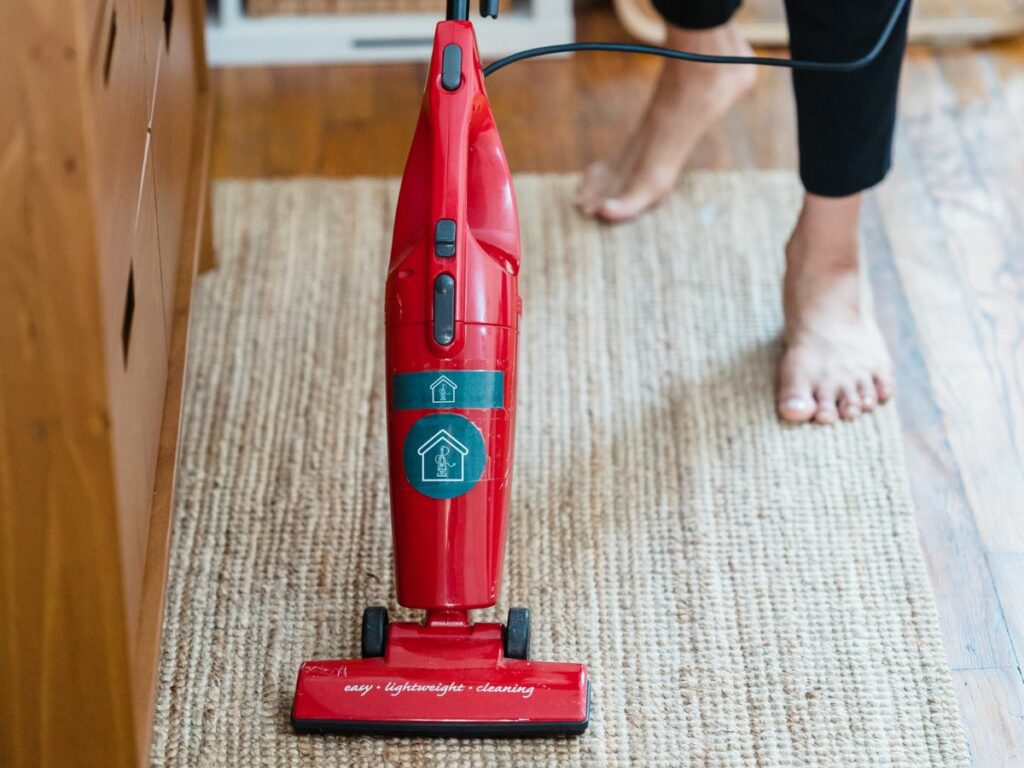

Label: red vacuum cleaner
[290,0,590,737]
[290,0,909,737]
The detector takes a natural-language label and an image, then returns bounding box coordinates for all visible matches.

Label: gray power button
[441,44,462,91]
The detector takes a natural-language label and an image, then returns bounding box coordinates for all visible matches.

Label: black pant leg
[783,0,911,196]
[650,0,741,30]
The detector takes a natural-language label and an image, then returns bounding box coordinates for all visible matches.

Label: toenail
[781,396,812,413]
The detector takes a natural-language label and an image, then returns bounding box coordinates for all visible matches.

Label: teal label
[392,371,504,411]
[402,414,486,499]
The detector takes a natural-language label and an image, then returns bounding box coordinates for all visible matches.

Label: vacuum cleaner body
[291,19,590,736]
[385,18,520,610]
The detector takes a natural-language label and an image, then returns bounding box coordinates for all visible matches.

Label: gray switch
[441,44,462,91]
[435,219,456,257]
[433,274,456,345]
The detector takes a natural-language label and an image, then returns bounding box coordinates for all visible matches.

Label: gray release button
[433,273,455,345]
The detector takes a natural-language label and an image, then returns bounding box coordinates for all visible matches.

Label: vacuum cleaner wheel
[503,607,531,660]
[361,606,389,658]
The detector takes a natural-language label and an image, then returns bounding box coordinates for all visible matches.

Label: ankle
[664,21,744,55]
[786,193,862,273]
[783,194,869,325]
[659,23,756,87]
[785,233,860,278]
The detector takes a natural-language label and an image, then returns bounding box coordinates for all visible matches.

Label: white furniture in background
[206,0,574,65]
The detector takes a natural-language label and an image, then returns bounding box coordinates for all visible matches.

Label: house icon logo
[429,375,457,405]
[417,429,469,483]
[402,413,486,499]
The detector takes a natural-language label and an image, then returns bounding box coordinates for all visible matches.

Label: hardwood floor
[209,9,1024,765]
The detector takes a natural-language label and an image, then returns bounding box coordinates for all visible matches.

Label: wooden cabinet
[109,145,170,650]
[91,0,152,296]
[142,0,166,105]
[152,0,199,341]
[0,1,212,766]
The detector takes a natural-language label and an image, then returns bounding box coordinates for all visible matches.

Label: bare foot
[778,194,896,425]
[576,23,757,223]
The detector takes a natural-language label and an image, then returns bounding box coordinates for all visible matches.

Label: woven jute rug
[150,174,970,767]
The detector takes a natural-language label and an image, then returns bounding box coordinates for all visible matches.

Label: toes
[857,379,876,412]
[779,393,816,423]
[579,198,601,217]
[874,372,896,404]
[813,385,840,425]
[597,192,657,222]
[838,387,863,421]
[596,160,675,222]
[578,138,643,217]
[778,365,815,424]
[597,177,672,223]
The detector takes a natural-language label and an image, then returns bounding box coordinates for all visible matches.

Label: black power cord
[483,0,908,77]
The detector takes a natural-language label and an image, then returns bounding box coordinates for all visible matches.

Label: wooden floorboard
[954,667,1024,766]
[896,50,1024,553]
[207,8,1024,763]
[864,192,1017,673]
[988,553,1024,662]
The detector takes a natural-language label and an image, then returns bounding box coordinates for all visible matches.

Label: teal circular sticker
[402,414,486,499]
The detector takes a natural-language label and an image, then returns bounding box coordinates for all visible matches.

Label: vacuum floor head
[291,616,589,737]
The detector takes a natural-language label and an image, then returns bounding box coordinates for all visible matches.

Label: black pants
[650,0,911,196]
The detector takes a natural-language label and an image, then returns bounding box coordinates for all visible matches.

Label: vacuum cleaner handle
[446,0,498,21]
[387,21,520,339]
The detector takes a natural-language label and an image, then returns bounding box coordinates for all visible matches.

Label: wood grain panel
[1,0,209,764]
[152,0,198,344]
[106,142,170,657]
[90,0,150,299]
[142,0,166,120]
[0,3,138,766]
[133,86,213,766]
